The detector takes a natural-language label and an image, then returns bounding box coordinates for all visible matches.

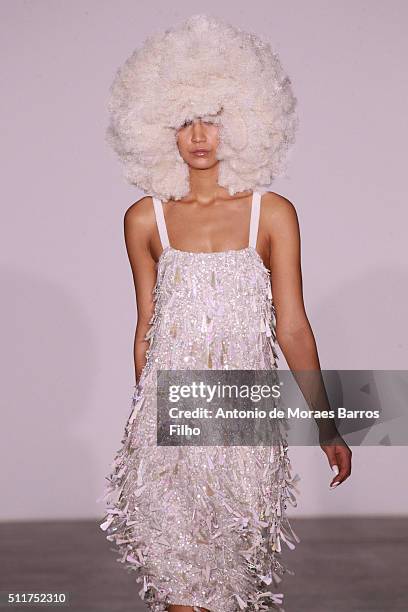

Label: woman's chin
[187,156,218,169]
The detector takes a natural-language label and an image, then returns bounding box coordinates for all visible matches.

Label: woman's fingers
[322,443,352,488]
[332,445,352,487]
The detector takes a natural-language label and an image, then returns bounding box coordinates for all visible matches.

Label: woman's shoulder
[260,191,300,249]
[123,196,157,245]
[261,191,298,220]
[124,195,154,217]
[124,195,156,226]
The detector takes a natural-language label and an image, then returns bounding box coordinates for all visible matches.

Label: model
[98,14,352,612]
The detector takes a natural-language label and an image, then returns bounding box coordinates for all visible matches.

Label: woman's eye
[179,119,215,129]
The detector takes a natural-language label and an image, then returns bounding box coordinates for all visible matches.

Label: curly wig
[106,13,299,200]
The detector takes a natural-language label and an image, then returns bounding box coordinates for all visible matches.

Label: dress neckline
[158,244,270,276]
[167,245,251,256]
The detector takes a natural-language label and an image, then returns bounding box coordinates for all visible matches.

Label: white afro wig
[106,13,299,200]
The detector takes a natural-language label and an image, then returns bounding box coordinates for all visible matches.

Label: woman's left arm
[263,192,352,488]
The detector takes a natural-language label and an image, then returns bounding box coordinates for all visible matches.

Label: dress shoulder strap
[248,191,261,249]
[152,197,170,249]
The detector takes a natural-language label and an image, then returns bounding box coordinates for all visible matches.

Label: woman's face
[176,117,220,168]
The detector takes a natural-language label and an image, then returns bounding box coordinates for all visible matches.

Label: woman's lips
[191,150,210,156]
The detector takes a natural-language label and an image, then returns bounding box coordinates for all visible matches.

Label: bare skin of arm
[124,196,159,385]
[261,192,352,488]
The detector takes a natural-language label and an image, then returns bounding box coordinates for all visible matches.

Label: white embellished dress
[99,192,300,612]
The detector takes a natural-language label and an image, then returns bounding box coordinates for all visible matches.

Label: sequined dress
[98,192,300,612]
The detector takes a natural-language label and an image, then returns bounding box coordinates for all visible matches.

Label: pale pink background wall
[1,0,407,520]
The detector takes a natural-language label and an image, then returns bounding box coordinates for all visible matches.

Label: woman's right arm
[123,197,158,384]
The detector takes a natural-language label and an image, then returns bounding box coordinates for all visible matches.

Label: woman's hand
[320,434,352,489]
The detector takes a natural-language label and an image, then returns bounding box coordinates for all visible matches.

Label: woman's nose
[191,121,206,141]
